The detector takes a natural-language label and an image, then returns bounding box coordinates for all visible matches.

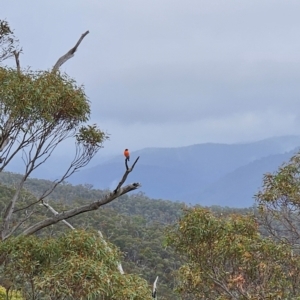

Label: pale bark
[13,50,20,73]
[52,31,89,72]
[152,276,158,299]
[40,201,75,230]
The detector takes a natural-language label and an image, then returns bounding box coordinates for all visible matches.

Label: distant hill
[189,150,297,207]
[67,135,300,207]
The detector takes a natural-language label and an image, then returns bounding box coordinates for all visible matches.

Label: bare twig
[13,198,42,213]
[2,210,35,240]
[1,176,27,240]
[52,31,89,72]
[207,273,237,299]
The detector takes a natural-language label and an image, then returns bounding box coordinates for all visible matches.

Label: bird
[124,149,130,161]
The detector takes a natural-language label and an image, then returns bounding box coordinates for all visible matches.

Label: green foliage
[0,173,257,299]
[256,152,300,247]
[76,124,109,147]
[0,286,23,300]
[166,207,300,299]
[0,230,151,299]
[89,209,181,298]
[0,178,184,299]
[0,68,90,126]
[256,153,300,206]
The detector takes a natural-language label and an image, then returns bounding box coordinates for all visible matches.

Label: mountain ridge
[67,135,300,206]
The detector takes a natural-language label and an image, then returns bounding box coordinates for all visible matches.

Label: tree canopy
[0,230,151,299]
[166,207,300,299]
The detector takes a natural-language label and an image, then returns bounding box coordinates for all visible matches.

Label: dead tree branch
[52,31,89,72]
[20,159,140,274]
[152,276,158,299]
[22,183,140,235]
[114,156,140,193]
[22,156,141,236]
[97,230,124,274]
[40,201,75,230]
[1,176,27,240]
[13,50,20,74]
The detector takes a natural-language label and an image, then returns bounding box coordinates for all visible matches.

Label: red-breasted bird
[124,149,130,161]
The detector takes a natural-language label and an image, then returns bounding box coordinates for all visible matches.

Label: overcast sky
[2,0,300,157]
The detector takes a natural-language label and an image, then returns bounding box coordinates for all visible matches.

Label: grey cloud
[2,0,300,153]
[91,60,300,123]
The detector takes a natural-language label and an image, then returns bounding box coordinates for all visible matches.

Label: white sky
[2,0,300,158]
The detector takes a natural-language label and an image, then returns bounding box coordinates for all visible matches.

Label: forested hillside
[0,172,252,299]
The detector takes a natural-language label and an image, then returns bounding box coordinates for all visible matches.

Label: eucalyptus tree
[0,21,140,240]
[256,153,300,250]
[0,20,152,299]
[166,207,300,299]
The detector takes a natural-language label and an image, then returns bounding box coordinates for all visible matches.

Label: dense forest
[0,171,253,299]
[2,162,300,299]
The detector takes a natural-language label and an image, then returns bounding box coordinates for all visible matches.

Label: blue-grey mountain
[67,136,300,207]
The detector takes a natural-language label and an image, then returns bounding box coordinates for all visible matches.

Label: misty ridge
[6,135,300,208]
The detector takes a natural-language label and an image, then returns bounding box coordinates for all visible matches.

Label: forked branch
[40,201,75,230]
[114,156,140,193]
[22,158,141,236]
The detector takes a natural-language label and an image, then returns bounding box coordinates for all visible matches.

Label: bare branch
[114,156,140,193]
[13,50,20,73]
[152,276,158,299]
[0,117,14,161]
[40,201,75,230]
[97,231,124,274]
[1,176,27,239]
[8,124,101,219]
[52,31,89,72]
[22,182,140,236]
